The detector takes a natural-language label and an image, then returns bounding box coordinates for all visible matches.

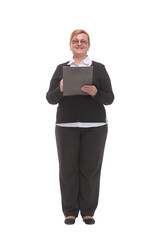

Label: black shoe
[64,218,75,225]
[83,218,95,225]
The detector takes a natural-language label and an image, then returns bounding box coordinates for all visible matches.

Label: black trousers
[55,124,108,217]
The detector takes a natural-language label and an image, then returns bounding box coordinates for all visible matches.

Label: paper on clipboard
[63,66,93,96]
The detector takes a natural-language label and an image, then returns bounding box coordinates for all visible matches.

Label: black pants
[55,124,108,217]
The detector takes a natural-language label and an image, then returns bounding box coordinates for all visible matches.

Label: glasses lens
[81,40,87,45]
[72,39,78,44]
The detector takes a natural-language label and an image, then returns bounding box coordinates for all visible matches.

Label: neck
[73,55,87,65]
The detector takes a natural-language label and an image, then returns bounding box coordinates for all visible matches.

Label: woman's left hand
[81,85,97,97]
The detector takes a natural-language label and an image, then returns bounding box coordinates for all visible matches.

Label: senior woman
[46,29,114,225]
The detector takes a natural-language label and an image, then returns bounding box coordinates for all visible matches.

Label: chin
[75,51,86,56]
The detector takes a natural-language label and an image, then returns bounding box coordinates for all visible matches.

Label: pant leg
[79,125,108,217]
[55,126,80,217]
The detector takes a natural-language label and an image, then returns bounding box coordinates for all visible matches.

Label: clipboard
[63,66,93,96]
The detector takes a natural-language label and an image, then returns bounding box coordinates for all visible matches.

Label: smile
[75,47,84,49]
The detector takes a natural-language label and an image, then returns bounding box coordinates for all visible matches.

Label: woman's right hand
[60,79,63,92]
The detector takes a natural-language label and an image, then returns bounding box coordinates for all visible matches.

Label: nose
[77,40,82,45]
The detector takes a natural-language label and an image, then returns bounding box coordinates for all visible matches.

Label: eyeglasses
[71,38,88,45]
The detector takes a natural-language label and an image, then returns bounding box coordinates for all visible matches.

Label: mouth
[75,46,83,50]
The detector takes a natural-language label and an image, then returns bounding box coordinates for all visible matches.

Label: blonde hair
[70,29,90,45]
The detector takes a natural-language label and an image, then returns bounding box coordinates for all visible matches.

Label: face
[70,33,90,58]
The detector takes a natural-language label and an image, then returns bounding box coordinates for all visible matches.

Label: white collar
[67,56,92,67]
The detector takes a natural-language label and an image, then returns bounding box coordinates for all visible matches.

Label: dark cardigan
[46,61,114,123]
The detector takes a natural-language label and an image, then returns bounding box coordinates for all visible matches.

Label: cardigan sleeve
[46,65,63,104]
[93,64,114,105]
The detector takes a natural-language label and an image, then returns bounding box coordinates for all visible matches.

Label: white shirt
[56,56,107,128]
[67,56,92,67]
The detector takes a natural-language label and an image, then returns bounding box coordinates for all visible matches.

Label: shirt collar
[67,56,92,67]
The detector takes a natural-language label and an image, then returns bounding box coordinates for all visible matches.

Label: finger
[81,88,88,92]
[82,87,92,92]
[82,85,92,88]
[81,89,91,94]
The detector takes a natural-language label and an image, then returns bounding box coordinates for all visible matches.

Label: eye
[72,39,78,44]
[81,40,88,45]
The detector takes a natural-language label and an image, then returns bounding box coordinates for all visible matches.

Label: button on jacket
[46,61,114,124]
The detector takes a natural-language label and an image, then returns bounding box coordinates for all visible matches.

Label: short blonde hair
[70,29,90,45]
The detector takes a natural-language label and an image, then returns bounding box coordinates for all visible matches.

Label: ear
[69,43,72,51]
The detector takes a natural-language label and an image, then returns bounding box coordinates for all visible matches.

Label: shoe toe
[64,218,75,225]
[83,218,95,224]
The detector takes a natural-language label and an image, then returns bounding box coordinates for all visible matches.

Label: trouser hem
[64,212,79,218]
[80,211,95,217]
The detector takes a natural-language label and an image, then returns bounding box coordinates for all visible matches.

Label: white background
[0,0,160,239]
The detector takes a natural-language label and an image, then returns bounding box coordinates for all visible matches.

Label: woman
[46,29,114,225]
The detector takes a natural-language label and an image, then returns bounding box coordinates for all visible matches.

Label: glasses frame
[71,38,89,46]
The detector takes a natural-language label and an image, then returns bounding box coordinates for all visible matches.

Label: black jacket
[46,61,114,123]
